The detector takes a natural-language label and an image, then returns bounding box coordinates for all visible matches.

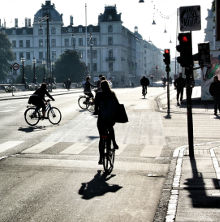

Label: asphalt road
[0,87,170,222]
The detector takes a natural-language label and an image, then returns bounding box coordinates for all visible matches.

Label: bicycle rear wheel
[78,96,88,110]
[24,107,40,126]
[48,107,62,125]
[103,139,115,174]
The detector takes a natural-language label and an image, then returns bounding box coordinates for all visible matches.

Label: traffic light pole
[185,67,194,159]
[166,66,171,118]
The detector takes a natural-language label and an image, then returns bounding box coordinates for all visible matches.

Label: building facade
[0,0,163,85]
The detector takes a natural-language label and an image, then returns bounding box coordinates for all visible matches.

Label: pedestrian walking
[209,76,220,115]
[174,73,186,106]
[65,78,71,90]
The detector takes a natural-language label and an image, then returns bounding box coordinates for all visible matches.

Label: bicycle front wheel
[78,96,88,110]
[24,107,40,126]
[48,107,62,125]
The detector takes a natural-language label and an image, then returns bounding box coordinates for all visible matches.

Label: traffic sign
[12,63,20,71]
[179,5,201,31]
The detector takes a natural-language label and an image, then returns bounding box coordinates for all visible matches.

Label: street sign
[12,63,20,71]
[179,5,201,31]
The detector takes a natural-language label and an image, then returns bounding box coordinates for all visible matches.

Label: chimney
[70,16,73,26]
[15,18,18,28]
[28,19,31,27]
[25,18,28,27]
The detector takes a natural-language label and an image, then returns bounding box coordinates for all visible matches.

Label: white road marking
[22,142,57,154]
[60,143,88,154]
[0,141,24,153]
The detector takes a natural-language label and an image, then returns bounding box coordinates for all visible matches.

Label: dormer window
[79,27,82,33]
[108,15,112,21]
[108,25,113,33]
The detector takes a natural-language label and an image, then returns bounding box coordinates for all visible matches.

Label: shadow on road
[184,157,220,208]
[18,126,46,133]
[78,170,122,200]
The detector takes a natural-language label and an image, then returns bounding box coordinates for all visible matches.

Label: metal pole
[185,66,194,158]
[85,3,88,67]
[166,67,171,118]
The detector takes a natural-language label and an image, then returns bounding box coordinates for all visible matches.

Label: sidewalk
[156,86,220,222]
[0,88,82,101]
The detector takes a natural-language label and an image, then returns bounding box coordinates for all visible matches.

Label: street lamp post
[51,61,54,83]
[20,57,26,85]
[32,57,37,84]
[89,32,94,80]
[42,59,46,82]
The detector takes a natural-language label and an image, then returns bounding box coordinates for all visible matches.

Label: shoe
[113,143,119,149]
[214,113,217,116]
[177,102,180,106]
[98,159,103,165]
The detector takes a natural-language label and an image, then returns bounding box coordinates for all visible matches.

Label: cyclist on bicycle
[84,76,96,101]
[140,75,149,96]
[28,83,55,119]
[94,80,119,164]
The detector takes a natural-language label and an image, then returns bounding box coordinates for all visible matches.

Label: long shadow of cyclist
[78,170,122,200]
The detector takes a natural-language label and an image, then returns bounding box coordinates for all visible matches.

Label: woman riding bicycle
[28,83,55,119]
[94,80,119,164]
[84,76,96,101]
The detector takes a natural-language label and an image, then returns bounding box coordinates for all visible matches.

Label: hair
[41,83,47,89]
[101,80,111,93]
[214,75,218,81]
[101,76,106,80]
[86,76,90,81]
[99,74,103,78]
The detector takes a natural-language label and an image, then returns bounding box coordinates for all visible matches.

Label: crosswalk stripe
[115,144,127,155]
[0,141,24,153]
[60,143,88,154]
[22,142,57,154]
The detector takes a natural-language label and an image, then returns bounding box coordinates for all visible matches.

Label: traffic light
[198,43,210,67]
[176,32,193,67]
[163,49,170,65]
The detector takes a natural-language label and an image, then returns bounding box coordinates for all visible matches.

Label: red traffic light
[164,49,170,54]
[182,36,188,42]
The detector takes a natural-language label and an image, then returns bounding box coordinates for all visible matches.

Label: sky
[0,0,213,58]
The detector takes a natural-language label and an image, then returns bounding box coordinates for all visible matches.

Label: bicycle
[24,99,62,126]
[78,94,95,113]
[100,130,115,174]
[142,86,147,99]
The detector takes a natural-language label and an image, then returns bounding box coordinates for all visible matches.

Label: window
[79,27,83,33]
[108,25,113,33]
[93,63,97,72]
[64,38,69,47]
[78,38,83,46]
[51,39,56,47]
[93,50,97,59]
[52,51,56,60]
[89,27,93,33]
[39,39,43,48]
[12,40,16,48]
[26,40,30,48]
[108,49,113,58]
[51,27,56,34]
[19,52,24,59]
[71,38,76,47]
[19,40,23,48]
[39,52,43,60]
[93,38,97,46]
[109,62,113,72]
[26,52,30,60]
[13,52,16,60]
[108,37,113,45]
[38,29,43,35]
